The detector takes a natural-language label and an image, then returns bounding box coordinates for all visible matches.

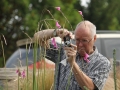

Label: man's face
[75,26,96,56]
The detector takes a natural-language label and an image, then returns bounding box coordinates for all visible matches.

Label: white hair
[75,20,96,37]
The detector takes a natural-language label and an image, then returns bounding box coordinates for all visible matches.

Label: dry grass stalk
[3,69,54,90]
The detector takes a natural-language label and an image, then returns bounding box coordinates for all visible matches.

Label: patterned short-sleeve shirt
[46,45,111,90]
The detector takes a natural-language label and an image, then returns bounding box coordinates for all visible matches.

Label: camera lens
[63,35,71,47]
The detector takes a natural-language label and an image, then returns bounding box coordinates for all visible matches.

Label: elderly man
[34,20,111,90]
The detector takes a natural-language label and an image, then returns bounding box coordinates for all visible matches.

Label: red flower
[84,53,90,63]
[51,37,58,48]
[55,7,60,11]
[16,69,21,76]
[21,70,26,78]
[56,21,61,28]
[78,11,83,16]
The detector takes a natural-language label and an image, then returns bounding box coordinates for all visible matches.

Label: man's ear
[94,35,97,42]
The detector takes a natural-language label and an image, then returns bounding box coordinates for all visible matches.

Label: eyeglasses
[75,38,93,44]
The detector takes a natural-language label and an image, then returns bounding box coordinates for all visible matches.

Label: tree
[83,0,120,30]
[0,0,30,67]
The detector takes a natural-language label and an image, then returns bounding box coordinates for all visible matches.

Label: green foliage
[83,0,120,30]
[0,0,30,67]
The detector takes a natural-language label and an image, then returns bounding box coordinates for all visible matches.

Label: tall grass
[3,69,54,90]
[113,49,117,90]
[116,66,120,90]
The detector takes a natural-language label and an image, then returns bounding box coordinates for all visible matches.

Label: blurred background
[0,0,120,67]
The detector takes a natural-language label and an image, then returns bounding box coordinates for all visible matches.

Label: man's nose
[78,41,83,46]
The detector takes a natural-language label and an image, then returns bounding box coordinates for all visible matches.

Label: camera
[63,34,71,47]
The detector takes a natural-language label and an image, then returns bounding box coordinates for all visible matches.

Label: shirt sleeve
[46,43,66,63]
[89,58,111,90]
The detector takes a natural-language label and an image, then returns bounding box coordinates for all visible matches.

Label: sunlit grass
[2,66,119,90]
[105,66,120,90]
[116,66,120,89]
[3,68,54,90]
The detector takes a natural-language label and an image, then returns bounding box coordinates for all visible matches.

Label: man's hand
[57,29,74,40]
[64,44,77,66]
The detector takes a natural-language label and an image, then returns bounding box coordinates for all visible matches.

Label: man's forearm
[34,29,56,48]
[34,29,55,41]
[71,62,95,90]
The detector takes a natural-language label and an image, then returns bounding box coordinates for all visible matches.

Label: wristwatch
[53,29,57,37]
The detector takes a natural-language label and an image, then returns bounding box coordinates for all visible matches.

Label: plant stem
[60,11,73,31]
[113,49,117,90]
[1,41,5,67]
[26,42,29,90]
[33,42,37,90]
[53,43,62,90]
[65,66,73,90]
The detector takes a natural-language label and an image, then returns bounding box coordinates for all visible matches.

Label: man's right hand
[57,29,74,41]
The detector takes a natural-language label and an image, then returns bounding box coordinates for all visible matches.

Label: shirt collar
[88,46,98,60]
